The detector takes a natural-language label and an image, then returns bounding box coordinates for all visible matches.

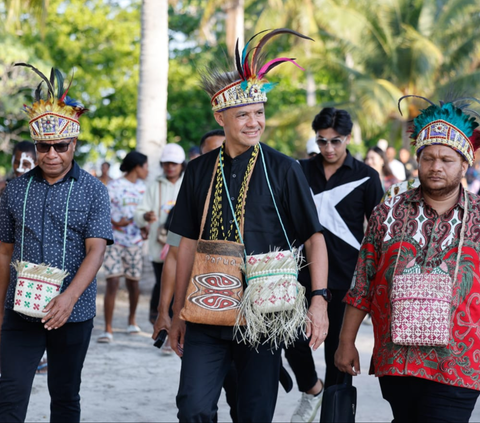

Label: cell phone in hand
[153,329,168,348]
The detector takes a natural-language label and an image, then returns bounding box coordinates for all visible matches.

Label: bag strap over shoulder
[199,153,221,241]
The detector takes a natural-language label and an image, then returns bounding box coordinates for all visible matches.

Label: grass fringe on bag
[13,261,69,281]
[234,248,308,349]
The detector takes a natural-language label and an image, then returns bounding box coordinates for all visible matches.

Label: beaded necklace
[210,143,259,242]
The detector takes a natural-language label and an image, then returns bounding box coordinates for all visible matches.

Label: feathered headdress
[202,28,314,112]
[15,63,87,141]
[398,95,480,166]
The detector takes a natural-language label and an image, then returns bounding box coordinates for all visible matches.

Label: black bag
[319,373,357,423]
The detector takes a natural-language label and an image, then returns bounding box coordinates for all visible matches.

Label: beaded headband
[15,63,87,141]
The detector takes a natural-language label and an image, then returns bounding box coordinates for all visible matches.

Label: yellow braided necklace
[210,143,259,242]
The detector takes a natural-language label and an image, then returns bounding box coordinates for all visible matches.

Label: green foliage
[0,0,141,168]
[1,0,480,171]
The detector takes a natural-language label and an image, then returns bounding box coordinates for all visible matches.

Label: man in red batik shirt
[335,97,480,422]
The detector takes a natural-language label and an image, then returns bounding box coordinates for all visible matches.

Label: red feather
[469,129,480,152]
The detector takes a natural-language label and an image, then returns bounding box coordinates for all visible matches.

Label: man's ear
[462,159,469,177]
[213,111,225,127]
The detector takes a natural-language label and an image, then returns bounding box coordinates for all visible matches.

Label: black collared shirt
[0,161,113,322]
[171,143,322,255]
[299,150,383,290]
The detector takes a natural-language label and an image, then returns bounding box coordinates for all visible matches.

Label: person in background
[188,146,201,161]
[365,146,399,191]
[385,145,406,181]
[97,151,148,343]
[11,141,37,179]
[399,147,418,180]
[98,161,112,186]
[0,142,37,197]
[306,137,320,158]
[287,107,383,423]
[134,144,186,328]
[335,97,480,422]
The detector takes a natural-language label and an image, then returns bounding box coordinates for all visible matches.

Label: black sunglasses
[35,140,74,153]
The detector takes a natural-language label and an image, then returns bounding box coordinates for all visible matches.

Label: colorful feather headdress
[399,95,480,166]
[202,28,314,112]
[15,63,87,141]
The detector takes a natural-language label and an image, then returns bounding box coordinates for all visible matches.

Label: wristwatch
[311,288,332,302]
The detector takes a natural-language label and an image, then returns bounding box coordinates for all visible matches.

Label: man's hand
[334,340,361,376]
[169,314,186,357]
[152,312,171,341]
[42,292,77,330]
[143,211,157,223]
[140,227,149,240]
[306,297,329,350]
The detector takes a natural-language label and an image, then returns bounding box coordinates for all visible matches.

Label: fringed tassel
[13,261,69,283]
[234,281,308,349]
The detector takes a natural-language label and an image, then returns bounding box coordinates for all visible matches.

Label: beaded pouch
[391,272,452,347]
[13,261,67,318]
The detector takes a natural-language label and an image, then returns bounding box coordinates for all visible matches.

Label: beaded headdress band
[201,28,313,112]
[398,95,480,166]
[15,63,87,141]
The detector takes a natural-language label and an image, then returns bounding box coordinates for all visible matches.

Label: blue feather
[64,96,84,108]
[413,103,478,138]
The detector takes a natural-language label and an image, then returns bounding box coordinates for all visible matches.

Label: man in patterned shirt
[0,65,113,422]
[335,98,480,422]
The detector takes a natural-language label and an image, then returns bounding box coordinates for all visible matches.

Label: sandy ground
[24,261,480,422]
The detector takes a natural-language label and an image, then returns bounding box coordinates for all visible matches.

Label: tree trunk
[136,0,168,182]
[224,0,244,57]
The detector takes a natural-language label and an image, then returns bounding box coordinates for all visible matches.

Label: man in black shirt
[168,29,328,422]
[287,108,383,423]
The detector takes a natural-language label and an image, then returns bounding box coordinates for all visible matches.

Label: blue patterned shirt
[0,161,113,322]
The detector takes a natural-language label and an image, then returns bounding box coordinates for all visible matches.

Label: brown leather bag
[180,152,256,326]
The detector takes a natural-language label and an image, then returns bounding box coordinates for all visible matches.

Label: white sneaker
[291,391,323,423]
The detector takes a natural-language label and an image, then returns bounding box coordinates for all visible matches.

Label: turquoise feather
[413,103,479,138]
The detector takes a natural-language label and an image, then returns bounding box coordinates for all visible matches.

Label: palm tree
[314,0,480,145]
[136,0,169,181]
[198,0,245,57]
[3,0,49,36]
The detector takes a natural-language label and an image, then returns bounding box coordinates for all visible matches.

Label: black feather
[15,62,55,100]
[34,81,43,102]
[235,39,244,79]
[49,68,55,97]
[55,69,65,100]
[397,95,436,116]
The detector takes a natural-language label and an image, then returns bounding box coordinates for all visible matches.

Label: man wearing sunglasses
[0,65,113,422]
[287,107,383,423]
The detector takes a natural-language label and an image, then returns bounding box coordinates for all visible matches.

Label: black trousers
[0,309,93,423]
[176,323,282,422]
[285,288,347,391]
[379,376,480,423]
